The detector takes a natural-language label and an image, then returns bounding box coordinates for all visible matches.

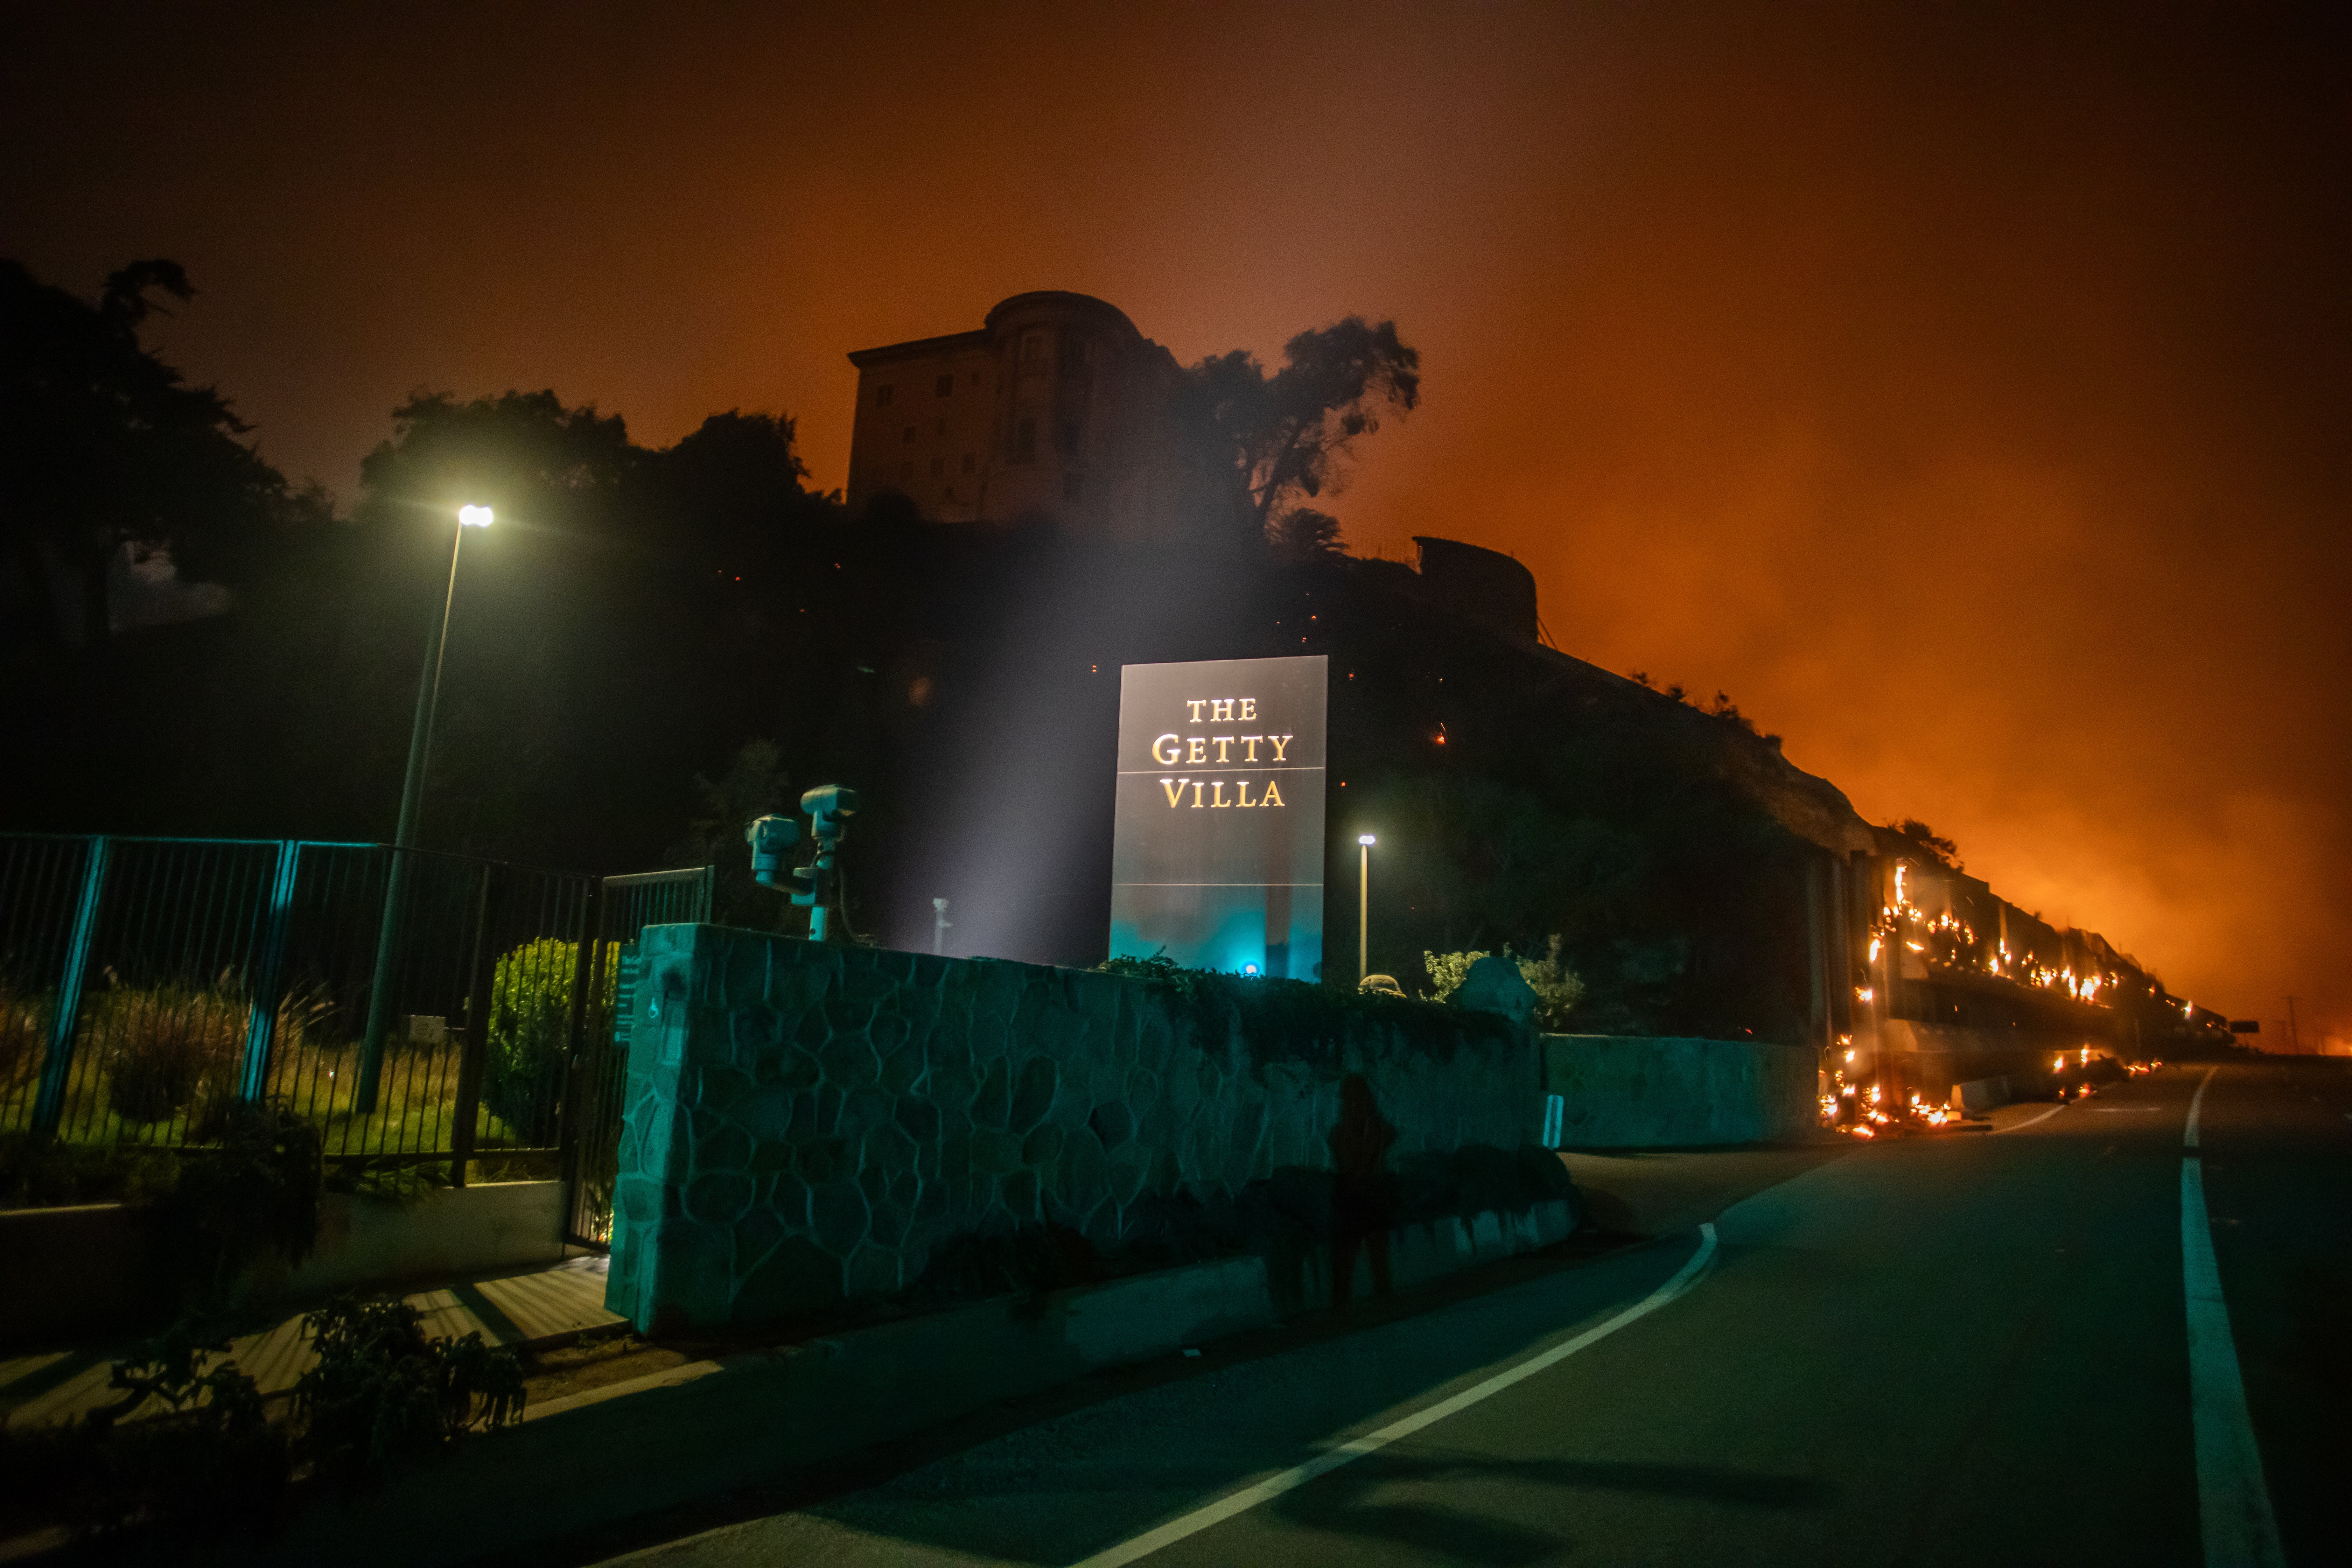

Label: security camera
[800,784,861,826]
[749,784,862,942]
[744,814,801,891]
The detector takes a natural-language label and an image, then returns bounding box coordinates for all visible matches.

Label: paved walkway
[0,1254,622,1430]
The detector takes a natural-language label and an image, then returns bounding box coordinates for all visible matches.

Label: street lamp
[357,503,493,1111]
[1357,834,1377,983]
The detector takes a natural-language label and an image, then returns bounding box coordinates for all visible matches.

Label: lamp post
[357,503,493,1111]
[1357,834,1377,983]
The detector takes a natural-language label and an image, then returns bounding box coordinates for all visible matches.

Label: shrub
[1517,936,1587,1030]
[152,1100,324,1302]
[1423,935,1584,1030]
[0,1318,290,1542]
[0,980,47,1099]
[293,1295,524,1489]
[0,1132,179,1210]
[483,938,615,1142]
[78,972,328,1126]
[1421,948,1487,1002]
[85,979,244,1124]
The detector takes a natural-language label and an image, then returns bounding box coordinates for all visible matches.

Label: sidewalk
[0,1254,624,1432]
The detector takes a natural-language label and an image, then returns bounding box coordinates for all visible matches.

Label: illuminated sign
[1109,655,1326,978]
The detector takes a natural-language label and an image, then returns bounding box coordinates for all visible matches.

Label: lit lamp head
[1358,834,1377,847]
[457,504,494,528]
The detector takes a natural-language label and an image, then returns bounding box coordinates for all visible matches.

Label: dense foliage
[292,1295,525,1489]
[1423,936,1586,1030]
[0,1319,289,1542]
[0,1293,524,1544]
[151,1099,325,1303]
[483,936,616,1140]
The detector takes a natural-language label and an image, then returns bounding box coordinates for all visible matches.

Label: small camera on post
[744,814,800,890]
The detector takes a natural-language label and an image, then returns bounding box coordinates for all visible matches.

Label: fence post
[448,861,496,1188]
[31,837,110,1133]
[354,844,410,1115]
[239,841,303,1103]
[556,877,604,1199]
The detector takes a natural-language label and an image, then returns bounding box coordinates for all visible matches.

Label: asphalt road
[598,1058,2348,1568]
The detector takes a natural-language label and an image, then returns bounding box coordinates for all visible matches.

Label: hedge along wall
[605,924,1540,1334]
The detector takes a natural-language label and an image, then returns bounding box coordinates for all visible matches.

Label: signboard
[1109,656,1326,978]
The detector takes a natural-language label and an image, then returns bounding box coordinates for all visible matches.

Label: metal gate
[558,866,713,1249]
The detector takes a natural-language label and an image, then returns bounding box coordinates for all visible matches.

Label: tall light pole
[1357,834,1376,983]
[357,503,493,1112]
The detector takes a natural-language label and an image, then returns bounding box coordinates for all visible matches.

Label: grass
[0,976,565,1163]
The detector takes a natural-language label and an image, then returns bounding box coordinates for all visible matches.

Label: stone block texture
[1540,1033,1816,1147]
[607,925,1540,1332]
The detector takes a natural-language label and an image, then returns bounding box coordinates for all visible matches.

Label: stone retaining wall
[1540,1033,1817,1147]
[605,925,1542,1333]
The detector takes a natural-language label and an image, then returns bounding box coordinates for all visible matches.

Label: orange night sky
[6,4,2345,1038]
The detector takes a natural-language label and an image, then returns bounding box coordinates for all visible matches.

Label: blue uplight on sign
[1107,656,1328,980]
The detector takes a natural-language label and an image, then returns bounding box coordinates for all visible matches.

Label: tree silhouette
[1268,506,1347,564]
[1894,818,1963,870]
[0,257,301,648]
[631,409,839,575]
[357,389,633,534]
[1179,316,1420,544]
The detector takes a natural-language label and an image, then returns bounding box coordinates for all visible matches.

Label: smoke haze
[5,2,2344,1035]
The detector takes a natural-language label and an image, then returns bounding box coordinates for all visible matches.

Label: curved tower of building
[845,291,1211,541]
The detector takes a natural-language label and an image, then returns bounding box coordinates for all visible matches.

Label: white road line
[2186,1065,2215,1149]
[1070,1225,1721,1568]
[2179,1068,2285,1568]
[1994,1103,2068,1134]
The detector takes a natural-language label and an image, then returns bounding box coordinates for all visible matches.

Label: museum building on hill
[845,291,1216,539]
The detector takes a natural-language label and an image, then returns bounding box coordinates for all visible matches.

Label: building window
[1060,334,1090,370]
[961,453,976,474]
[903,425,917,443]
[899,461,915,482]
[1020,330,1046,365]
[1014,418,1036,460]
[876,384,894,407]
[935,373,954,398]
[1063,472,1085,503]
[1055,417,1082,455]
[941,488,956,503]
[935,417,946,436]
[970,371,981,386]
[930,457,945,477]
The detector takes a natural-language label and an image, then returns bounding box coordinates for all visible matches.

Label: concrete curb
[256,1198,1576,1567]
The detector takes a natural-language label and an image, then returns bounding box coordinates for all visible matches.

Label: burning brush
[1821,1069,1954,1138]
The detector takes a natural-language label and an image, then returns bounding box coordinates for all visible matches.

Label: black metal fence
[0,835,708,1225]
[560,868,717,1247]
